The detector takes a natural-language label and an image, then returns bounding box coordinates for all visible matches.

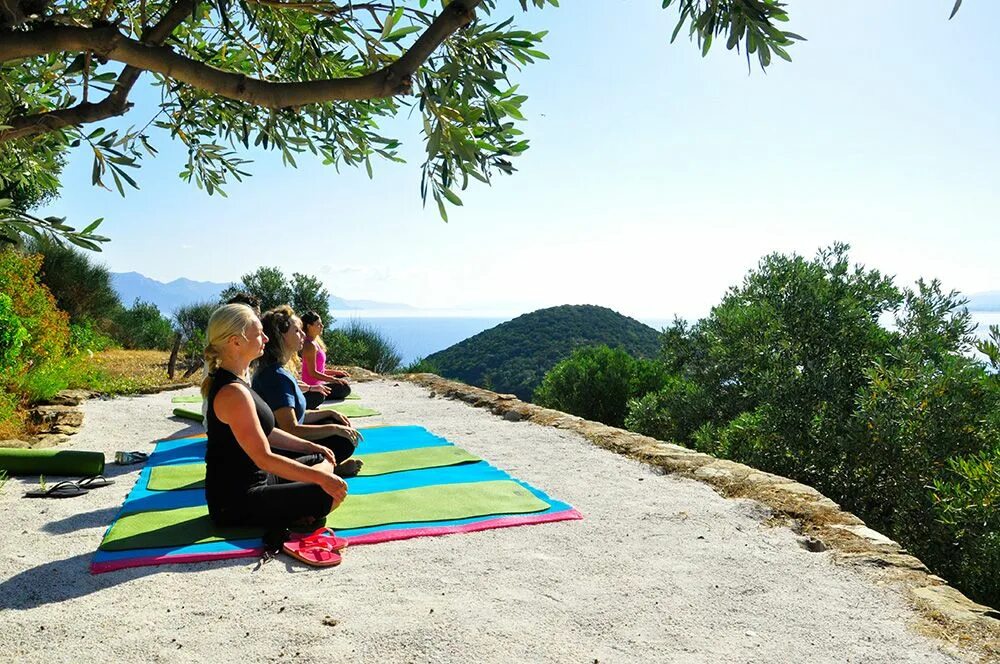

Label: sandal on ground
[24,481,89,499]
[113,451,149,465]
[283,528,347,567]
[77,474,115,489]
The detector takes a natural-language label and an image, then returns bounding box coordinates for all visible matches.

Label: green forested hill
[423,305,662,400]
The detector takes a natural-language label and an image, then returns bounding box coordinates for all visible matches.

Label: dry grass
[81,349,199,393]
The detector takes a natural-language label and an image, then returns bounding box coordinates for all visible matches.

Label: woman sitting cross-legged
[203,304,348,529]
[253,305,364,476]
[300,310,352,403]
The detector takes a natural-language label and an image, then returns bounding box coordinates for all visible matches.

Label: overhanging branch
[0,0,196,142]
[0,0,482,143]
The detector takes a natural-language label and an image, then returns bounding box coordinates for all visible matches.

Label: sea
[330,312,1000,368]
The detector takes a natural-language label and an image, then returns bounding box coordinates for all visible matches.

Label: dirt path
[0,380,963,662]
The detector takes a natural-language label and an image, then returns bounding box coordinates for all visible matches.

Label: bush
[401,357,440,374]
[0,292,29,375]
[623,244,1000,607]
[0,248,72,436]
[534,345,664,428]
[323,322,401,374]
[112,299,174,350]
[25,236,122,327]
[69,321,116,354]
[0,249,71,382]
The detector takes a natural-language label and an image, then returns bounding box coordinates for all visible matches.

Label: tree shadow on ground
[0,550,254,610]
[42,505,121,534]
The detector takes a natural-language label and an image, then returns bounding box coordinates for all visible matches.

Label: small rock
[322,616,339,627]
[799,536,827,553]
[428,391,436,398]
[503,411,523,422]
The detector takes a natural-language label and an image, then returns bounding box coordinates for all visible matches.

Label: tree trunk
[167,333,181,379]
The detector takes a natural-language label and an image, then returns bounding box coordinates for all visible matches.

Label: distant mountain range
[110,271,413,315]
[969,291,1000,312]
[424,304,663,401]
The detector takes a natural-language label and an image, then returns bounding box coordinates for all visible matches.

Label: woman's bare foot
[334,459,364,477]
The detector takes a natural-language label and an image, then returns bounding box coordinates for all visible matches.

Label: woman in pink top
[300,311,352,401]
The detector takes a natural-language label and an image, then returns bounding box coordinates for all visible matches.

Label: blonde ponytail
[200,304,258,399]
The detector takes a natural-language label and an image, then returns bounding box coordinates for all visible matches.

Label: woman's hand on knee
[319,469,348,503]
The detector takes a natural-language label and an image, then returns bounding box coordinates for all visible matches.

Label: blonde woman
[300,311,351,401]
[253,306,364,476]
[202,304,347,528]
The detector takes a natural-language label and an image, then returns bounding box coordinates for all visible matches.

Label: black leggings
[212,454,333,529]
[303,383,352,409]
[276,434,357,464]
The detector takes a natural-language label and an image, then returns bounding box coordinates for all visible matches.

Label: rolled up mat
[173,407,203,423]
[0,448,105,476]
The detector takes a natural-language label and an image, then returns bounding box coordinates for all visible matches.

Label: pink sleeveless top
[302,344,326,385]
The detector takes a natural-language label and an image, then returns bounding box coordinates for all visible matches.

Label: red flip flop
[282,528,347,567]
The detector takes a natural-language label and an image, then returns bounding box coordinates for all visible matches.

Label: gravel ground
[0,379,963,663]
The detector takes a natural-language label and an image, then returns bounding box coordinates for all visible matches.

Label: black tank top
[205,368,276,511]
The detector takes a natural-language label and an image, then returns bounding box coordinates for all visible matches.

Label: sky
[38,1,1000,321]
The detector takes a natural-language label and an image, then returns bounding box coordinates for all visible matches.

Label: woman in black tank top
[200,304,348,528]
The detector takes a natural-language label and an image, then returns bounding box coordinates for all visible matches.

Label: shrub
[112,299,174,350]
[0,249,71,377]
[534,345,664,428]
[323,322,401,374]
[69,321,116,354]
[25,236,122,327]
[401,357,440,374]
[0,292,29,374]
[624,244,1000,607]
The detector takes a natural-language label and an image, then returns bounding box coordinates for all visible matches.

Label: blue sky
[40,1,1000,320]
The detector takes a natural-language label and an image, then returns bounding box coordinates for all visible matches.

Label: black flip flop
[78,475,115,489]
[24,481,89,499]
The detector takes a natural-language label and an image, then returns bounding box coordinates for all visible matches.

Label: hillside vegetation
[422,305,661,400]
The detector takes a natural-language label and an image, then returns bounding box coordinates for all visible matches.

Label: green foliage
[25,236,122,326]
[221,266,292,313]
[324,322,402,374]
[0,291,29,374]
[535,345,664,428]
[289,272,331,324]
[2,0,800,238]
[623,244,1000,607]
[0,248,71,436]
[426,305,662,400]
[402,357,441,374]
[69,321,117,354]
[112,299,174,350]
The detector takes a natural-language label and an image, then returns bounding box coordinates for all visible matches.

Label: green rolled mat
[0,448,105,477]
[147,445,482,490]
[319,403,380,418]
[173,407,204,423]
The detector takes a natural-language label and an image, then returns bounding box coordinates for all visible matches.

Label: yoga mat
[173,407,203,423]
[99,505,264,552]
[327,480,549,530]
[91,425,581,573]
[100,479,546,551]
[146,445,482,490]
[320,403,379,418]
[172,394,360,403]
[0,448,105,476]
